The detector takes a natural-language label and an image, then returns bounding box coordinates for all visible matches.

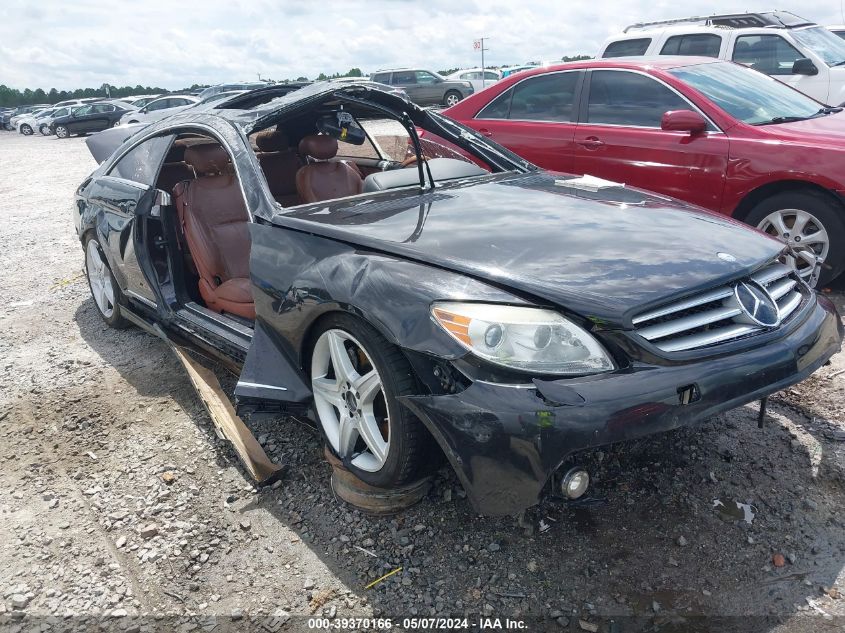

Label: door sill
[175,302,253,353]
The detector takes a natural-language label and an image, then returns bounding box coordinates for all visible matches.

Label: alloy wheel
[445,93,460,107]
[86,240,116,319]
[39,125,50,135]
[757,208,830,280]
[311,329,390,472]
[56,126,69,138]
[20,124,32,135]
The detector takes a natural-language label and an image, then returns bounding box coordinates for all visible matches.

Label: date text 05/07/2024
[307,617,528,629]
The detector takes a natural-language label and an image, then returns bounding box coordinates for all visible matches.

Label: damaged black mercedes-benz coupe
[73,81,843,516]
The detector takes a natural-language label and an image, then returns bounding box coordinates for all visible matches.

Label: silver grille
[632,262,804,353]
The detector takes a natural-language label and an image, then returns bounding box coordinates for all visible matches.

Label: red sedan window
[476,72,579,122]
[586,71,689,127]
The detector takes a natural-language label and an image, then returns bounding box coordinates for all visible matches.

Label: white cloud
[0,0,841,90]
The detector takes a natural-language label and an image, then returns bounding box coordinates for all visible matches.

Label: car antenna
[401,112,435,191]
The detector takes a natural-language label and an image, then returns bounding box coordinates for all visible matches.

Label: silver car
[118,95,201,126]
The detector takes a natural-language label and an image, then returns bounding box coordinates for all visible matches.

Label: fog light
[561,468,590,500]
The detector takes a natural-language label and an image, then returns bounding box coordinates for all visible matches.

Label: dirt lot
[1,130,845,632]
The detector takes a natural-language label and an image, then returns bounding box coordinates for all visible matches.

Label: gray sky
[0,0,841,90]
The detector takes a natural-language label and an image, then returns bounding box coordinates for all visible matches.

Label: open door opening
[147,133,256,329]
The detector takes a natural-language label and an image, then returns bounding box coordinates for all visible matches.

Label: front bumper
[402,295,843,516]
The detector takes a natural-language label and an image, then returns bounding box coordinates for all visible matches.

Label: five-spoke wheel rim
[445,94,460,107]
[311,329,389,472]
[86,240,116,319]
[757,208,829,280]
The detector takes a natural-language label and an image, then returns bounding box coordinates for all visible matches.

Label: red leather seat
[172,144,255,320]
[157,161,194,194]
[255,129,302,207]
[295,135,363,203]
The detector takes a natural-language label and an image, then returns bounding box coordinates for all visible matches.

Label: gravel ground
[1,131,845,632]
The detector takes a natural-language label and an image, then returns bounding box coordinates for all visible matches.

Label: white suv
[599,11,845,105]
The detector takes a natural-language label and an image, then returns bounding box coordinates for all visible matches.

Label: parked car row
[3,92,235,139]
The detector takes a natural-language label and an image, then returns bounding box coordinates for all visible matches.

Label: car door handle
[478,128,494,137]
[577,137,604,149]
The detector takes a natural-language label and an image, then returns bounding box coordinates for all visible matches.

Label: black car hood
[280,172,785,324]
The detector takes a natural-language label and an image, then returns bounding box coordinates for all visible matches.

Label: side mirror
[140,107,148,114]
[661,109,707,135]
[792,58,818,76]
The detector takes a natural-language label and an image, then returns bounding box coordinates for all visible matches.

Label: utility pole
[474,37,490,87]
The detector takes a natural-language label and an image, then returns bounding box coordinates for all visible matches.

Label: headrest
[255,129,290,152]
[299,134,337,161]
[184,144,230,175]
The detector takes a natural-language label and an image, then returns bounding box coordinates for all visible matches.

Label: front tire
[443,90,462,107]
[309,314,431,488]
[20,124,32,135]
[745,190,845,285]
[55,125,70,138]
[84,235,129,329]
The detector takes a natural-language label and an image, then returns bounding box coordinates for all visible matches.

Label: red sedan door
[573,69,729,211]
[464,70,583,174]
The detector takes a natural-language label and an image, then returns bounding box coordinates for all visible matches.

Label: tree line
[0,84,203,108]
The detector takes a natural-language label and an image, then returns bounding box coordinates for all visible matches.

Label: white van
[599,11,845,105]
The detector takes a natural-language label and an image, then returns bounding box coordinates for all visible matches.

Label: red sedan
[444,57,845,284]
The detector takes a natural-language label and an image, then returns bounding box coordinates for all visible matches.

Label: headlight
[431,302,615,375]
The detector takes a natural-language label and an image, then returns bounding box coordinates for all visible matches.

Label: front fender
[248,223,531,369]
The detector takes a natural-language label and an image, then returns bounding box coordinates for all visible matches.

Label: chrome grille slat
[777,291,801,319]
[750,262,792,285]
[768,278,796,300]
[632,261,804,352]
[658,324,762,353]
[638,306,742,341]
[632,287,733,325]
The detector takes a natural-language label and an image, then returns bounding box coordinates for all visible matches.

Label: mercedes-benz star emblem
[734,282,780,327]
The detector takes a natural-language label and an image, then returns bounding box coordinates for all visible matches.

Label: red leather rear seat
[254,129,302,207]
